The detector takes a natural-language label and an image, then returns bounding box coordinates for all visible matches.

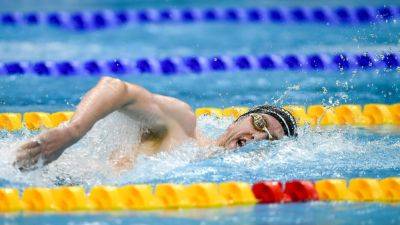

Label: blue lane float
[0,52,398,76]
[0,6,399,31]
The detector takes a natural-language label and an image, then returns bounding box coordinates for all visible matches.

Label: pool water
[1,0,400,224]
[3,203,400,225]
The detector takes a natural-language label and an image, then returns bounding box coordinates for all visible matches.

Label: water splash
[0,113,399,188]
[0,112,141,187]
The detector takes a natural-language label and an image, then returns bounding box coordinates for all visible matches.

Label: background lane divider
[0,52,399,76]
[0,103,399,131]
[0,177,399,212]
[0,6,398,31]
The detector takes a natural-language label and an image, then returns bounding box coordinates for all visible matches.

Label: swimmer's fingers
[18,139,41,150]
[15,142,41,160]
[13,154,41,172]
[14,142,42,172]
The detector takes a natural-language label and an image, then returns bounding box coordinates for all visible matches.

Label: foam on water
[0,112,399,188]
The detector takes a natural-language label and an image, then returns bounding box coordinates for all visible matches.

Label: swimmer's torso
[110,94,197,169]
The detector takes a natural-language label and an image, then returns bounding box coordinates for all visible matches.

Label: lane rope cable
[0,52,399,76]
[0,6,399,31]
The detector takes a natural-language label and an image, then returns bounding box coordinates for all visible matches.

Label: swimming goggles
[250,114,274,140]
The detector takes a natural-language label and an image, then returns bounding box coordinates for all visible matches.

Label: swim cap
[238,105,298,137]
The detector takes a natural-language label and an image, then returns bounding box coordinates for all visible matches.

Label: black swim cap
[238,105,298,137]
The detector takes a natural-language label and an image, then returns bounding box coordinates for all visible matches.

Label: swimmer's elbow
[98,76,154,108]
[181,102,194,113]
[98,76,128,96]
[99,76,120,85]
[99,76,127,90]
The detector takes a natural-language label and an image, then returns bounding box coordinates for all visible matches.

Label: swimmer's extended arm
[68,76,159,137]
[14,76,161,171]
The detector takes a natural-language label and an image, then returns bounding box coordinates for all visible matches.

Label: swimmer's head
[216,105,297,149]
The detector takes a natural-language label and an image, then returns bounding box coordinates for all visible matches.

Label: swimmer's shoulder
[153,94,196,137]
[154,94,193,112]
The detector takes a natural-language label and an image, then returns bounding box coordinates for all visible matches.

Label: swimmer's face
[217,114,284,149]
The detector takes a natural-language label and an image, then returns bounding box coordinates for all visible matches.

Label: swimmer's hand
[13,126,77,172]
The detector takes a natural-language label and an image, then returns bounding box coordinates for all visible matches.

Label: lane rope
[0,177,399,212]
[0,52,399,76]
[0,103,399,131]
[0,6,399,31]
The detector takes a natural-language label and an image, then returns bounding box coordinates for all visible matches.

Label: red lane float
[252,181,291,203]
[284,180,319,202]
[252,180,318,203]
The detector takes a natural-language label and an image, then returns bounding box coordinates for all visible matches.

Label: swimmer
[14,76,297,171]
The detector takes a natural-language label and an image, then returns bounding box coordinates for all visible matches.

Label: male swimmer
[14,76,297,171]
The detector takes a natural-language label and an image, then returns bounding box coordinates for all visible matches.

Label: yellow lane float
[0,113,22,131]
[0,177,399,213]
[0,104,399,131]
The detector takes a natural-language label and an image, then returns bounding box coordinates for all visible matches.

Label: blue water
[1,0,400,224]
[2,203,400,225]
